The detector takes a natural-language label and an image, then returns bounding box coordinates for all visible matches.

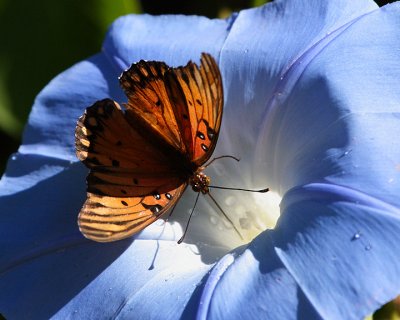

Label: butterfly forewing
[166,53,223,166]
[119,61,186,154]
[75,53,223,242]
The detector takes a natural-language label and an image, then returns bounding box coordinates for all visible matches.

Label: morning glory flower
[1,0,400,319]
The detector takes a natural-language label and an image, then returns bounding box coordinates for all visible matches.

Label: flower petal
[103,14,232,70]
[275,184,400,319]
[19,54,122,160]
[0,14,232,318]
[199,1,400,319]
[197,234,321,319]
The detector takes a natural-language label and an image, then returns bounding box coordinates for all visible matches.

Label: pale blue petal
[103,14,231,70]
[0,15,230,319]
[202,1,400,319]
[19,54,122,160]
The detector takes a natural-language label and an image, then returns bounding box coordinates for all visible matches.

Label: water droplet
[279,76,284,80]
[224,196,236,206]
[244,49,249,53]
[352,232,361,240]
[239,217,251,229]
[188,245,200,255]
[108,287,112,291]
[388,178,395,184]
[11,154,17,161]
[365,244,372,251]
[209,215,217,225]
[222,219,233,229]
[235,205,246,215]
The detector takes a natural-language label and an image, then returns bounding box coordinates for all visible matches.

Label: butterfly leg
[177,192,201,244]
[207,192,244,241]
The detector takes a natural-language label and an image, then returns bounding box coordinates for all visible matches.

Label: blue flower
[1,0,400,319]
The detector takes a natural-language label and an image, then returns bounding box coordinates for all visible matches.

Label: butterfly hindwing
[78,183,187,242]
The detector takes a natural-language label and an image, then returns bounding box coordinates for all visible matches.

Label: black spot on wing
[197,132,205,140]
[153,192,161,200]
[143,203,163,214]
[112,159,120,167]
[165,193,173,200]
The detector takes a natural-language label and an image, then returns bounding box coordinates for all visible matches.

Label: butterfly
[75,53,227,242]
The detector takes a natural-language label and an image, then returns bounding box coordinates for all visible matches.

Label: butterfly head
[190,168,210,194]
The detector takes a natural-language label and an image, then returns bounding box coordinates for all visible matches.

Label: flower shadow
[0,158,134,318]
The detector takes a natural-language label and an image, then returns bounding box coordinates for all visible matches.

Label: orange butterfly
[75,53,268,243]
[75,53,225,242]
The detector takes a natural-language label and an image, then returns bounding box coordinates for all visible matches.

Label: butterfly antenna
[177,192,201,244]
[209,186,269,193]
[207,192,244,241]
[205,155,240,168]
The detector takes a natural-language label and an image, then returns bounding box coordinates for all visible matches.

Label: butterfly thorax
[189,168,210,194]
